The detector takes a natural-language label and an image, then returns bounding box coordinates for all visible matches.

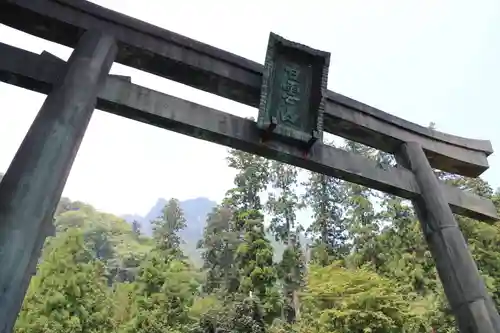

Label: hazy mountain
[123,197,217,238]
[123,196,311,266]
[123,197,217,266]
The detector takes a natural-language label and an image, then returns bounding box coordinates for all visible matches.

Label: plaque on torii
[257,33,330,151]
[1,2,499,331]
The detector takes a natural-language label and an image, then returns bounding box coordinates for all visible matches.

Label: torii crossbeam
[0,1,498,332]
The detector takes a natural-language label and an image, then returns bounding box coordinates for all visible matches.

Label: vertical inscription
[278,64,301,127]
[257,32,330,150]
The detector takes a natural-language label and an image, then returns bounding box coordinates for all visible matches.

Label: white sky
[1,0,499,218]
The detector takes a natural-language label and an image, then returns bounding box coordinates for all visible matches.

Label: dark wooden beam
[0,0,492,177]
[396,142,500,332]
[0,31,117,333]
[324,95,490,178]
[0,43,496,222]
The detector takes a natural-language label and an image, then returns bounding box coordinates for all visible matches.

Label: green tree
[299,264,430,333]
[111,282,136,331]
[54,200,152,284]
[225,149,269,216]
[198,205,240,294]
[83,225,114,262]
[341,142,381,268]
[192,296,267,333]
[124,255,199,333]
[15,230,113,333]
[223,149,271,292]
[267,161,301,244]
[235,213,281,322]
[376,195,438,295]
[12,136,500,333]
[302,169,347,265]
[266,161,304,322]
[224,149,280,325]
[151,198,187,259]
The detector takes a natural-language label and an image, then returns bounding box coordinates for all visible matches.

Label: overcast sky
[1,0,499,217]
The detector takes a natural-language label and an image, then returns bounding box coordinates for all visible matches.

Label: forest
[7,138,500,333]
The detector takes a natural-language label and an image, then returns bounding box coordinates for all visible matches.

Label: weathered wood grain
[0,43,496,222]
[0,31,117,333]
[396,142,500,333]
[0,0,492,177]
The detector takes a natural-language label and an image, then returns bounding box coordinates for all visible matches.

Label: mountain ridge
[123,196,310,266]
[122,197,217,238]
[122,197,217,266]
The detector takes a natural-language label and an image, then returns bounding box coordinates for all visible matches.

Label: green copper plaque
[257,33,330,150]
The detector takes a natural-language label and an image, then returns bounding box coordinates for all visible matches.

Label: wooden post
[5,218,55,333]
[397,142,500,333]
[0,30,117,333]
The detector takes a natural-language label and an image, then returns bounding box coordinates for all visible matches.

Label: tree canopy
[12,139,500,333]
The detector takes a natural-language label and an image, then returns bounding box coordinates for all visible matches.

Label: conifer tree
[225,149,269,217]
[302,169,347,265]
[198,205,239,294]
[341,141,380,267]
[151,198,186,259]
[235,214,280,321]
[224,149,280,324]
[267,161,304,322]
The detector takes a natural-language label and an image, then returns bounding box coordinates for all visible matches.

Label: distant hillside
[123,197,216,238]
[54,198,155,283]
[123,197,310,266]
[123,197,217,266]
[0,170,309,266]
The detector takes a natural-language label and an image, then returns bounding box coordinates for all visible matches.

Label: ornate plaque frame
[257,32,330,150]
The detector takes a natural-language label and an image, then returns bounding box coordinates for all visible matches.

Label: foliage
[267,161,305,322]
[54,201,152,284]
[121,255,199,333]
[299,264,430,333]
[192,296,268,333]
[224,149,280,324]
[198,205,240,294]
[110,282,135,331]
[302,165,347,265]
[224,149,269,223]
[151,198,187,259]
[235,213,281,322]
[11,140,500,333]
[15,230,113,333]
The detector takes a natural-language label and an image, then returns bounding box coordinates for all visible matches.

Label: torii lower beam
[0,42,496,223]
[0,0,493,177]
[0,31,117,333]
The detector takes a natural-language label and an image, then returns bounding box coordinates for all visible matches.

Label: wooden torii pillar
[0,30,117,333]
[397,143,500,332]
[0,1,499,332]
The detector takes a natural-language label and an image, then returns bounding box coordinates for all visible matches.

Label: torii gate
[0,1,498,332]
